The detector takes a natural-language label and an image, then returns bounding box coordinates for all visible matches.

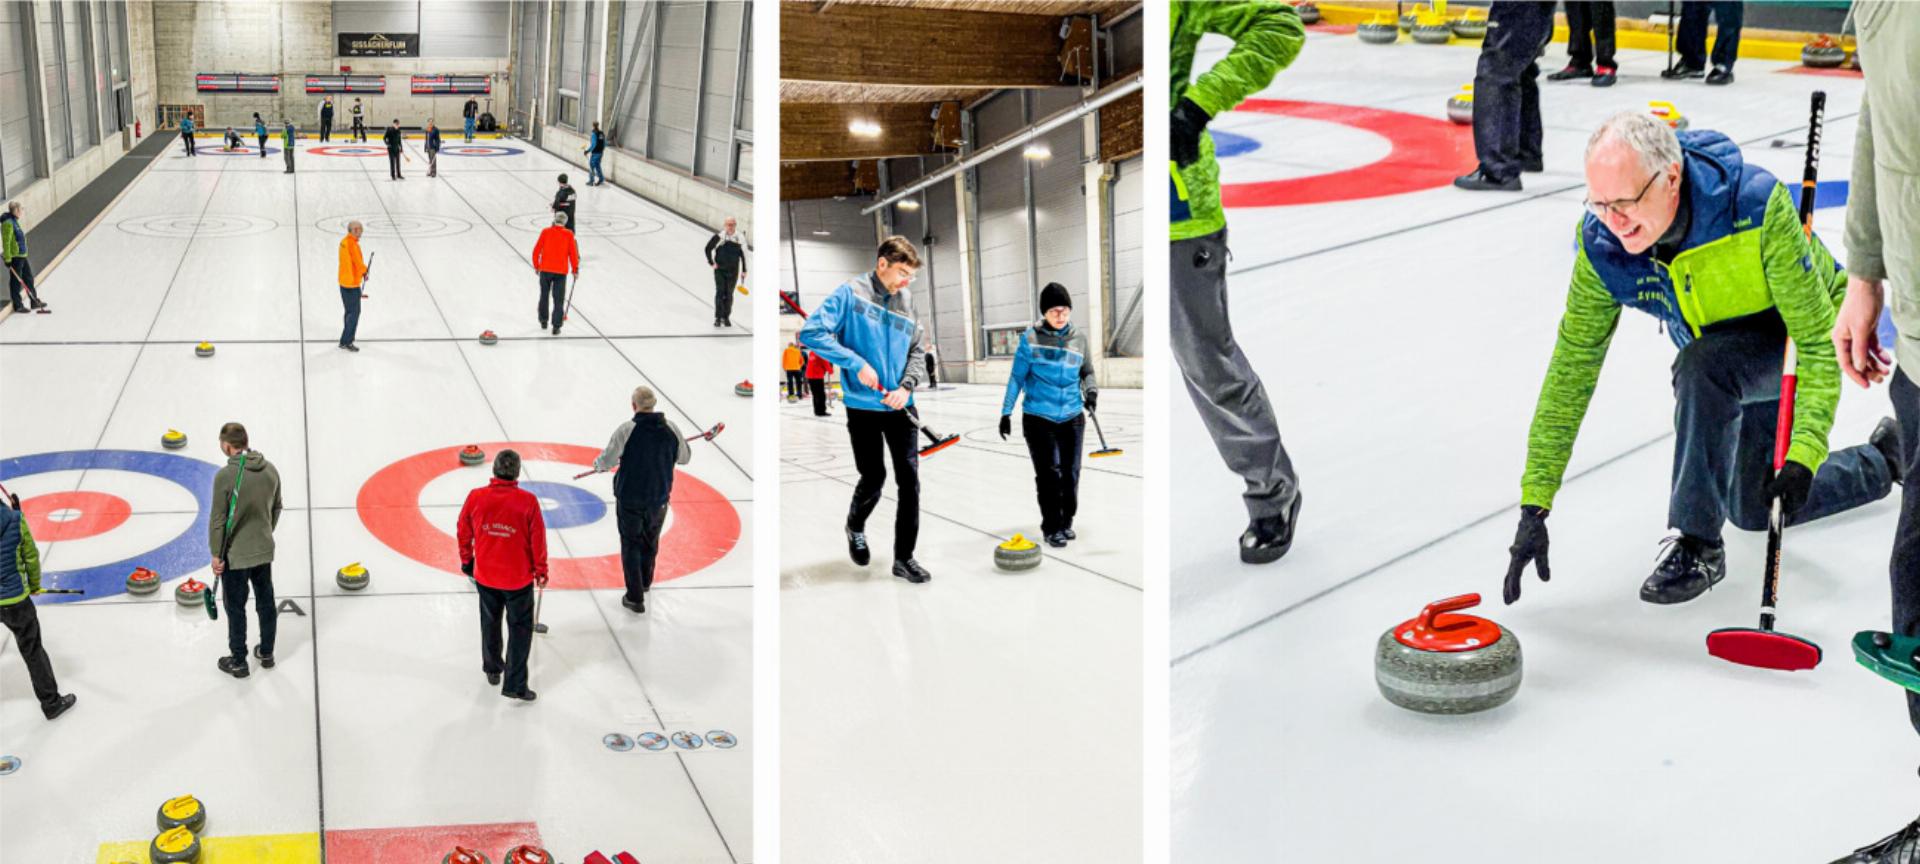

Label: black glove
[1083,390,1098,413]
[999,415,1012,441]
[1170,97,1212,169]
[461,560,474,578]
[1503,505,1551,605]
[1765,462,1814,520]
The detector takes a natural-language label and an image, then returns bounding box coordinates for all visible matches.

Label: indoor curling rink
[1170,23,1908,864]
[0,133,751,862]
[780,377,1143,860]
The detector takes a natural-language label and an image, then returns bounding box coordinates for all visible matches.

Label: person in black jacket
[318,97,334,142]
[705,217,747,327]
[425,121,441,178]
[552,174,577,235]
[350,98,366,142]
[383,120,404,180]
[463,97,479,143]
[591,386,693,614]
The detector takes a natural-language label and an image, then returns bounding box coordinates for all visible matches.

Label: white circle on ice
[503,212,664,237]
[117,214,279,238]
[315,214,472,238]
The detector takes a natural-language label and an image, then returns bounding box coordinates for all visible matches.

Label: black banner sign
[337,32,419,57]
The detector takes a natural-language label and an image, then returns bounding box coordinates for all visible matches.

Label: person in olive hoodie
[592,386,693,614]
[209,423,285,679]
[0,486,77,720]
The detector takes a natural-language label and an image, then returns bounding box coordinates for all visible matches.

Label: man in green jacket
[1502,111,1899,608]
[3,200,47,313]
[1170,0,1305,564]
[0,487,77,720]
[209,422,284,679]
[1827,4,1920,861]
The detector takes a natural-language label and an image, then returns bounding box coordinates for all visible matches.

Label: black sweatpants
[1889,370,1920,734]
[477,582,535,694]
[538,272,568,327]
[616,499,669,605]
[1023,413,1086,535]
[809,376,829,415]
[1564,1,1616,69]
[846,407,920,560]
[1471,1,1553,181]
[714,267,739,321]
[220,563,277,661]
[0,597,64,715]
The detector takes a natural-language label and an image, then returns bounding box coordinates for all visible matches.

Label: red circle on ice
[357,442,740,589]
[1219,100,1477,207]
[21,491,133,542]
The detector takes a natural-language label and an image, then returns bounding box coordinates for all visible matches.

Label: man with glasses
[1500,111,1899,608]
[797,236,934,584]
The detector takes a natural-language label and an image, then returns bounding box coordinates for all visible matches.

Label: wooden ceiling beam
[780,3,1068,89]
[781,101,943,162]
[781,161,865,201]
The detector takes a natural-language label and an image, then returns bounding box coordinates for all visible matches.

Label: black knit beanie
[1039,282,1072,313]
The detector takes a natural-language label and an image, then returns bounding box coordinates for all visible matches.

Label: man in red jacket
[805,350,833,416]
[457,449,549,702]
[532,211,579,336]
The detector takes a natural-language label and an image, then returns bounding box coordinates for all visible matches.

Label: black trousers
[257,134,267,156]
[1889,370,1920,734]
[387,150,403,179]
[0,597,63,714]
[1564,1,1616,69]
[182,131,196,155]
[538,272,568,326]
[846,407,920,560]
[1471,1,1553,181]
[6,258,33,307]
[785,370,804,396]
[283,146,295,173]
[1023,413,1086,535]
[352,116,365,141]
[427,149,437,177]
[925,355,938,387]
[713,267,738,321]
[477,582,534,694]
[616,499,669,604]
[220,563,277,660]
[809,376,829,415]
[320,117,332,142]
[1677,1,1744,70]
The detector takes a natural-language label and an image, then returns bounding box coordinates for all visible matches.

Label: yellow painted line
[97,831,321,863]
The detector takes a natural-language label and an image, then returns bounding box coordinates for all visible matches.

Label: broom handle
[1760,90,1826,632]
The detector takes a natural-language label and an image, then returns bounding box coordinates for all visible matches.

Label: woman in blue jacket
[1000,282,1098,548]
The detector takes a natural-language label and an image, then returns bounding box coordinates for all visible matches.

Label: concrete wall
[540,123,752,237]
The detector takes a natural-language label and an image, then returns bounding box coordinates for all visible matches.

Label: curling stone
[1375,593,1522,715]
[479,330,498,345]
[1853,630,1920,693]
[1446,85,1474,125]
[1295,2,1319,25]
[1802,36,1846,69]
[161,429,188,450]
[505,845,554,864]
[126,566,161,595]
[156,794,207,833]
[459,445,487,466]
[1450,16,1487,39]
[442,848,492,864]
[1357,21,1398,44]
[174,578,208,608]
[194,342,215,358]
[1411,24,1451,44]
[1398,11,1417,32]
[336,562,370,591]
[1649,100,1689,132]
[150,826,202,864]
[734,380,754,397]
[994,534,1043,572]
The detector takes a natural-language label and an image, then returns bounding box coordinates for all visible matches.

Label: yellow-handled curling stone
[994,534,1042,572]
[161,429,188,450]
[156,794,207,833]
[336,562,370,591]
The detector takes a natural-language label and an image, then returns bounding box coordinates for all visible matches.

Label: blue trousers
[1888,370,1920,734]
[588,152,604,185]
[339,287,362,346]
[1668,315,1892,543]
[464,116,475,142]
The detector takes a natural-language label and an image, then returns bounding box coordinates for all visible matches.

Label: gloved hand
[1170,97,1212,169]
[535,574,549,588]
[461,560,474,578]
[1765,462,1814,520]
[999,415,1012,441]
[1083,390,1098,414]
[1502,505,1551,605]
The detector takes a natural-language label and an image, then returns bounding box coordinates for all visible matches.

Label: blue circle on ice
[518,480,605,530]
[0,450,219,604]
[1210,129,1261,159]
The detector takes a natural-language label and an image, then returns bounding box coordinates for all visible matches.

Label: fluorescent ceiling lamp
[1022,142,1051,160]
[812,230,832,236]
[896,199,920,211]
[848,120,882,137]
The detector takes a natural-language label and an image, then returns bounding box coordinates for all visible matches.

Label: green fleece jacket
[208,451,283,569]
[0,515,41,606]
[1845,2,1920,374]
[1170,0,1303,242]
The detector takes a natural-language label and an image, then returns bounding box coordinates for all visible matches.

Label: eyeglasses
[880,262,920,285]
[1585,171,1664,220]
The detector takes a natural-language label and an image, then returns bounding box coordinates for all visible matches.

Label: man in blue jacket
[798,236,932,583]
[0,489,77,721]
[1000,282,1098,548]
[180,114,197,156]
[584,122,606,186]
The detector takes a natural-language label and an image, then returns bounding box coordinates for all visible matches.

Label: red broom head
[1707,627,1823,671]
[919,434,960,457]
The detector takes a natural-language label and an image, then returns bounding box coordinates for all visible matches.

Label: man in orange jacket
[457,449,549,701]
[782,340,805,399]
[338,221,368,352]
[532,211,578,336]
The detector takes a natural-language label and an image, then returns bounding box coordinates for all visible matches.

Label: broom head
[1707,626,1822,671]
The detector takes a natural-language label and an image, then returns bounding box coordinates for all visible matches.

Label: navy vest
[614,413,679,507]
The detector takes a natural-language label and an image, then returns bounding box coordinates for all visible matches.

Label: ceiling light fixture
[896,199,920,211]
[848,120,882,137]
[1023,142,1052,160]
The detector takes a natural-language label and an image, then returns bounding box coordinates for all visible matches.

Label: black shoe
[218,656,251,679]
[1453,168,1521,192]
[1640,534,1727,604]
[1706,66,1734,86]
[9,302,27,314]
[1062,528,1077,541]
[724,319,733,327]
[892,559,932,583]
[341,344,359,352]
[1872,416,1906,485]
[623,595,645,614]
[1662,63,1705,80]
[539,318,548,329]
[488,671,502,686]
[714,318,723,328]
[1592,66,1617,87]
[847,528,871,566]
[27,299,45,312]
[42,693,77,721]
[1522,159,1544,174]
[254,646,274,669]
[1241,493,1303,564]
[551,324,561,336]
[1832,816,1920,863]
[1546,64,1593,81]
[503,689,537,702]
[1045,532,1068,548]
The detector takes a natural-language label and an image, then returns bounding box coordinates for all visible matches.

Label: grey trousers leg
[1170,228,1298,519]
